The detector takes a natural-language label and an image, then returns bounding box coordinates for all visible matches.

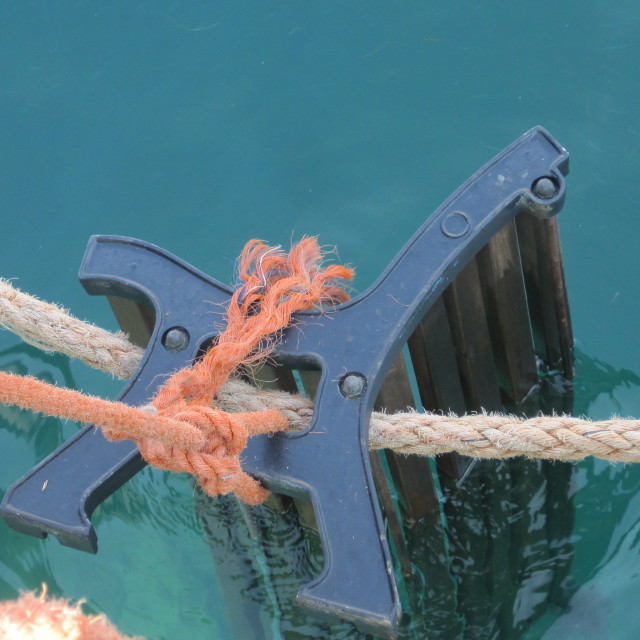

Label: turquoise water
[1,2,640,638]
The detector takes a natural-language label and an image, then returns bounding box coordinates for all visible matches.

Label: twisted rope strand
[216,379,640,463]
[0,278,143,379]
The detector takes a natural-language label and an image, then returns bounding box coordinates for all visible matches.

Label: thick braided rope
[0,278,143,379]
[217,380,640,462]
[2,273,640,464]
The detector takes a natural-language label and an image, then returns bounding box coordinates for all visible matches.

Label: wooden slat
[439,255,515,636]
[431,221,577,637]
[472,222,549,635]
[405,285,500,634]
[516,214,557,363]
[516,214,574,380]
[442,258,503,413]
[407,297,472,481]
[475,221,539,412]
[107,296,155,349]
[377,355,440,520]
[408,297,467,414]
[478,216,576,634]
[516,214,575,417]
[544,217,574,380]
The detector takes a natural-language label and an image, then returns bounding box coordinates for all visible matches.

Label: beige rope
[0,279,143,379]
[217,380,640,462]
[1,278,637,463]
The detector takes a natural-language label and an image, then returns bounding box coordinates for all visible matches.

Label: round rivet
[339,373,367,399]
[162,326,190,352]
[441,211,471,239]
[532,176,558,200]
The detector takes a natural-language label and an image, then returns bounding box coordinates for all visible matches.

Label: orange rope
[0,584,143,640]
[0,372,207,450]
[0,238,353,504]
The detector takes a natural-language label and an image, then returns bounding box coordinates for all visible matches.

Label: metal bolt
[532,177,558,200]
[162,326,190,352]
[340,373,366,399]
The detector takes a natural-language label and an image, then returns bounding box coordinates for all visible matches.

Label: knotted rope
[0,239,353,504]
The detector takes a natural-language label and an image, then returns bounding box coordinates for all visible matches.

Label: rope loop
[130,237,352,501]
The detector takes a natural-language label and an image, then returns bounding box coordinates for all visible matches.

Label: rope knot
[161,405,249,456]
[130,237,352,503]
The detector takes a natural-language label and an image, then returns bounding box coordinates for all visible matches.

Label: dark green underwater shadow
[524,348,640,640]
[191,347,640,639]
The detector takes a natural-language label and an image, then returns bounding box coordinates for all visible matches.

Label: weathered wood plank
[407,297,472,482]
[544,217,574,380]
[107,296,155,349]
[442,258,502,413]
[475,221,539,412]
[516,214,574,380]
[377,354,440,521]
[516,213,557,364]
[408,297,467,415]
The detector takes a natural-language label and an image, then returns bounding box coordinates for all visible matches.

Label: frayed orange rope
[0,238,353,504]
[142,238,353,503]
[0,584,143,640]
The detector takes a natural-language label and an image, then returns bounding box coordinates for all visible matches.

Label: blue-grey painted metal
[0,126,569,638]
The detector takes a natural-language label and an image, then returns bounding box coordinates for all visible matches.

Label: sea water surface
[1,2,640,638]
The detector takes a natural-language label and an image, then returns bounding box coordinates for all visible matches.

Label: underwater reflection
[196,493,368,640]
[0,345,77,601]
[0,344,76,460]
[190,348,640,639]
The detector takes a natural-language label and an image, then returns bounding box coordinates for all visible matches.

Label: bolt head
[532,176,558,200]
[162,327,190,352]
[340,373,367,399]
